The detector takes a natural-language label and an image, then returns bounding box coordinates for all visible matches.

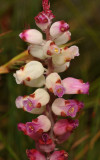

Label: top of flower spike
[42,0,50,11]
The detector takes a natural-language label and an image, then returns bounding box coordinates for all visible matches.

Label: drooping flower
[18,115,51,140]
[16,88,50,114]
[26,149,46,160]
[36,133,55,153]
[52,98,84,117]
[13,61,45,87]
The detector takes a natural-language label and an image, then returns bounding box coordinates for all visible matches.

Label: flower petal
[54,62,70,73]
[62,77,90,94]
[26,149,46,160]
[19,29,43,44]
[24,75,45,87]
[54,31,71,45]
[28,44,46,60]
[50,150,68,160]
[50,21,69,39]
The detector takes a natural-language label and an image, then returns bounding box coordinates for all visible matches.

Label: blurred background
[0,0,100,159]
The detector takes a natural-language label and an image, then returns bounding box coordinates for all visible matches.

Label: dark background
[0,0,100,159]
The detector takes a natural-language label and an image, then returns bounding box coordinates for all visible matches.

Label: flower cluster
[14,0,90,159]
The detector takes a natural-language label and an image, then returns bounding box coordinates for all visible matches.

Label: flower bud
[62,77,90,94]
[36,133,55,153]
[50,21,69,39]
[50,150,68,160]
[19,29,43,44]
[46,73,65,97]
[15,88,50,114]
[26,149,46,160]
[52,98,84,118]
[18,115,51,140]
[53,119,79,136]
[35,11,51,31]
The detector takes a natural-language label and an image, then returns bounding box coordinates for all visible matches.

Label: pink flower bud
[50,150,68,160]
[52,98,84,118]
[62,77,90,94]
[18,115,51,140]
[50,21,69,39]
[36,133,55,153]
[35,11,51,31]
[19,29,43,44]
[26,149,46,160]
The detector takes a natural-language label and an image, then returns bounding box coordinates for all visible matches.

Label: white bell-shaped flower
[19,29,43,45]
[13,61,45,86]
[52,46,79,66]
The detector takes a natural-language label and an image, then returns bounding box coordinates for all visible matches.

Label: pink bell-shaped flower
[52,98,84,118]
[18,115,51,140]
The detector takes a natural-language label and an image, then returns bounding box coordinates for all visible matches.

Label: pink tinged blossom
[26,149,46,160]
[43,41,61,57]
[36,133,55,153]
[46,73,65,97]
[19,29,43,44]
[53,119,79,136]
[52,98,84,118]
[54,31,71,46]
[35,11,51,31]
[54,62,70,73]
[50,150,68,160]
[62,77,90,94]
[15,89,50,114]
[13,61,45,86]
[52,46,79,66]
[50,21,69,39]
[18,115,51,140]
